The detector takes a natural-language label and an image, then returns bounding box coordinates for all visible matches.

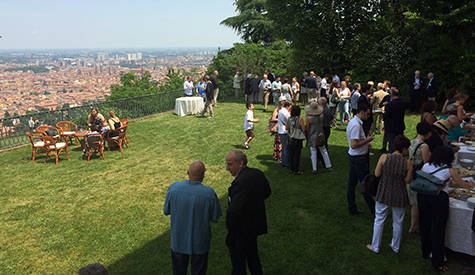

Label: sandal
[308,170,317,175]
[294,171,303,175]
[435,266,448,273]
[366,244,379,254]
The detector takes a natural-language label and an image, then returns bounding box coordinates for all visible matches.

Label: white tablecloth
[175,97,204,116]
[455,146,475,163]
[446,197,475,256]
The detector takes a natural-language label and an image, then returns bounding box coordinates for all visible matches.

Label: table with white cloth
[446,196,475,256]
[455,145,475,164]
[175,97,204,116]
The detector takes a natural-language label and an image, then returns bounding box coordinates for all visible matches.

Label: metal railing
[0,81,234,150]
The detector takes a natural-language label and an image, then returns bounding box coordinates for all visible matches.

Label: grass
[0,99,462,274]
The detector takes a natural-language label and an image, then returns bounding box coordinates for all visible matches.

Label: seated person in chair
[106,110,122,139]
[88,107,106,132]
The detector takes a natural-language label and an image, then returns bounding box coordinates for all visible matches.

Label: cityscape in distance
[0,48,218,118]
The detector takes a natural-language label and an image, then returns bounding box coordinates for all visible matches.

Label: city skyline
[0,0,241,50]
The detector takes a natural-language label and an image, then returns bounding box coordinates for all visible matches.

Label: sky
[0,0,241,50]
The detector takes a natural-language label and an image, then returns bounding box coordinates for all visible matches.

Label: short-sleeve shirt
[244,109,254,131]
[184,80,193,96]
[259,79,271,90]
[163,179,222,255]
[347,115,368,156]
[278,107,290,134]
[197,82,206,95]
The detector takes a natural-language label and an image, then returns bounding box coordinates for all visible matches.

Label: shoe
[349,210,364,216]
[263,109,267,112]
[308,170,317,175]
[328,168,333,173]
[208,116,214,119]
[294,171,303,175]
[243,143,249,149]
[345,120,348,122]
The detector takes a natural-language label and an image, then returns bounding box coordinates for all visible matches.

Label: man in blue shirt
[164,161,222,275]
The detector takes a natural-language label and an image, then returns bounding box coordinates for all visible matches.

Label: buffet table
[455,146,475,163]
[175,97,204,116]
[446,197,475,256]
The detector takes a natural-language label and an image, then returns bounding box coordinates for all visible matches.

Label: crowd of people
[168,68,475,274]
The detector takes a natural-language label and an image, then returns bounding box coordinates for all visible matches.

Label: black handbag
[358,173,380,197]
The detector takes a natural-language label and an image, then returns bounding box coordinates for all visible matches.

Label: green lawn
[0,99,463,274]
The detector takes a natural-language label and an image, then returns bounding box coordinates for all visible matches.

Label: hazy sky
[0,0,241,50]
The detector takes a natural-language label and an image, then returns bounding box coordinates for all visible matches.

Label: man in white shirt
[233,71,241,99]
[278,101,292,169]
[183,76,194,96]
[331,73,340,87]
[259,74,272,112]
[346,104,375,216]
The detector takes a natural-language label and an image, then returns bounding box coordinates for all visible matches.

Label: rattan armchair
[84,133,105,161]
[106,124,128,152]
[56,121,79,145]
[26,132,46,162]
[120,118,130,144]
[42,130,70,165]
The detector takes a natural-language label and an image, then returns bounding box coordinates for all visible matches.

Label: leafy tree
[221,0,277,45]
[39,107,50,112]
[62,103,70,109]
[208,41,294,83]
[159,67,185,92]
[109,71,160,100]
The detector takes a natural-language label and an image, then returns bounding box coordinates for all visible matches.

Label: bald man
[164,161,222,275]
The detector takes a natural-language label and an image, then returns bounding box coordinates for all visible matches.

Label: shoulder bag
[411,142,425,180]
[410,166,449,196]
[289,117,306,140]
[330,91,340,104]
[358,173,380,197]
[315,116,326,146]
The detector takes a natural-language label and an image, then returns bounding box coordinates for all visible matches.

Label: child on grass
[243,102,259,149]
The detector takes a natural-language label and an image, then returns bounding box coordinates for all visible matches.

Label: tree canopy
[216,0,475,103]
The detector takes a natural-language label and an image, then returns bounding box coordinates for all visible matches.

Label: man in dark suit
[408,70,423,113]
[357,83,373,136]
[383,88,407,153]
[426,72,439,101]
[225,150,271,275]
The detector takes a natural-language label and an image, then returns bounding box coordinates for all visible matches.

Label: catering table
[175,97,204,116]
[455,146,475,163]
[446,197,475,256]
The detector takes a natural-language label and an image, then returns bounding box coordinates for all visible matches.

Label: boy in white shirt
[243,102,259,149]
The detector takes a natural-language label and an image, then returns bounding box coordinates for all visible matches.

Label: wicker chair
[43,130,70,165]
[26,132,46,162]
[84,133,105,161]
[120,118,130,144]
[56,121,79,145]
[106,124,128,152]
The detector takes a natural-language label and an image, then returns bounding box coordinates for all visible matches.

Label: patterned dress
[376,154,409,208]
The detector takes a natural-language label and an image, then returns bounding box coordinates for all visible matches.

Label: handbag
[411,142,425,180]
[410,166,448,196]
[288,118,306,140]
[315,116,326,146]
[358,173,380,197]
[316,132,326,146]
[268,120,279,133]
[330,91,340,104]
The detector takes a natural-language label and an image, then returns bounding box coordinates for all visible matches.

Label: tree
[109,71,160,100]
[208,41,294,83]
[221,0,277,45]
[159,67,185,92]
[266,0,380,73]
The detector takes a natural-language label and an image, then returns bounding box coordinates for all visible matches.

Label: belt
[348,153,367,157]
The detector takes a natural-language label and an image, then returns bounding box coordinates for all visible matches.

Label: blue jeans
[172,250,208,275]
[347,154,375,214]
[338,100,350,124]
[279,133,289,168]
